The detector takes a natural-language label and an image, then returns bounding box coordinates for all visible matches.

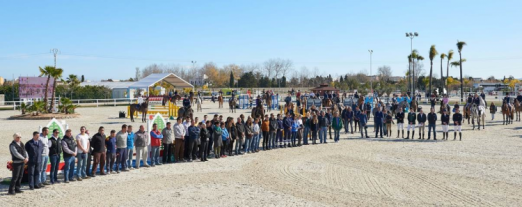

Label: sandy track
[0,103,521,206]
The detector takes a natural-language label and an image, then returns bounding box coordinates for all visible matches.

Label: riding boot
[459,132,462,141]
[412,131,415,140]
[418,131,421,139]
[406,131,410,139]
[422,133,425,139]
[454,132,456,140]
[396,130,399,138]
[402,130,404,138]
[446,132,449,140]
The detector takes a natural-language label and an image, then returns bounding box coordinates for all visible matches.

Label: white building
[190,74,208,86]
[80,81,136,99]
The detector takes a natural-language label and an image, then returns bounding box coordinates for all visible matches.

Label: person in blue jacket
[25,131,44,190]
[358,109,369,138]
[183,95,191,108]
[283,113,293,147]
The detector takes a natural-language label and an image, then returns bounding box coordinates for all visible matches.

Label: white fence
[0,98,138,110]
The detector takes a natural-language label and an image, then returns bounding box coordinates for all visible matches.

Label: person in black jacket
[453,108,463,141]
[25,131,44,190]
[48,129,62,183]
[406,111,416,139]
[396,108,405,138]
[9,133,28,195]
[354,107,361,132]
[269,114,278,149]
[374,107,384,138]
[200,122,210,161]
[90,127,106,176]
[417,108,427,139]
[283,113,293,147]
[427,108,438,140]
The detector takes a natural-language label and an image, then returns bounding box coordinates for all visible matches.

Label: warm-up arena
[0,100,521,206]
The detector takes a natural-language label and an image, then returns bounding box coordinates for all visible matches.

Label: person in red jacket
[149,124,163,166]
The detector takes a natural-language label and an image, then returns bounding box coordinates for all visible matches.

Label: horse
[264,93,272,112]
[229,97,236,113]
[470,103,486,130]
[357,96,365,110]
[251,104,265,119]
[464,104,472,124]
[171,94,182,105]
[130,98,149,123]
[501,101,514,125]
[195,96,202,112]
[515,99,521,122]
[218,95,224,109]
[410,99,418,112]
[178,106,194,121]
[322,97,332,108]
[439,100,451,117]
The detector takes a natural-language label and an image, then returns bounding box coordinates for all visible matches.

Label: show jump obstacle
[127,96,179,119]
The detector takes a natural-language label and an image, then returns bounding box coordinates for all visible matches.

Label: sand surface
[0,101,521,206]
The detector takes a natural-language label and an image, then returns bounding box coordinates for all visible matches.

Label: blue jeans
[256,134,262,150]
[235,138,243,154]
[334,130,340,142]
[63,156,75,182]
[150,146,160,165]
[269,131,276,148]
[116,148,128,171]
[49,155,60,183]
[428,124,436,139]
[245,137,252,153]
[39,155,48,184]
[303,127,309,144]
[127,148,134,168]
[76,153,87,178]
[291,131,297,144]
[251,134,259,151]
[320,127,328,143]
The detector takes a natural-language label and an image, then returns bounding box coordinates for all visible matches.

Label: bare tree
[377,65,392,81]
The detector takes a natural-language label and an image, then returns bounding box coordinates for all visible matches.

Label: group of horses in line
[127,93,521,131]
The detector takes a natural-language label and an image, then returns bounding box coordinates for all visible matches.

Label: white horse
[471,97,486,130]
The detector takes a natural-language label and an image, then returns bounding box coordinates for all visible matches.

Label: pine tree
[229,71,234,88]
[81,75,85,82]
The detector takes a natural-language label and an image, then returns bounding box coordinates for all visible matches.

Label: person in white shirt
[76,126,90,180]
[174,117,187,162]
[182,118,191,160]
[252,118,261,152]
[39,127,50,185]
[137,95,144,105]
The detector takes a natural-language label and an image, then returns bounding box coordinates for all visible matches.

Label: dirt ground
[0,101,521,206]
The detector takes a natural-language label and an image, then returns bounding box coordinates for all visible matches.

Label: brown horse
[264,94,272,112]
[515,99,521,122]
[464,104,472,124]
[501,101,514,125]
[251,104,264,119]
[178,106,194,121]
[218,95,224,108]
[322,98,332,108]
[357,96,365,110]
[229,98,236,113]
[130,98,149,123]
[439,100,451,117]
[170,94,182,105]
[410,99,418,112]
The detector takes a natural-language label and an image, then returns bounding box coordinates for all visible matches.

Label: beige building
[0,76,4,85]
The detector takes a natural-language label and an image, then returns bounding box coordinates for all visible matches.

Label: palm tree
[446,50,454,87]
[38,66,55,110]
[440,53,446,91]
[66,74,80,98]
[415,53,424,91]
[428,45,438,96]
[49,68,64,112]
[410,49,419,92]
[456,41,467,102]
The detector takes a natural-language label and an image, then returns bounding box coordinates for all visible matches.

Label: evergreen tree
[81,75,85,82]
[229,71,235,88]
[281,76,287,87]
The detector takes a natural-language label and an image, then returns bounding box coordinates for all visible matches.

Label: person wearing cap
[417,108,427,139]
[9,133,28,194]
[427,107,438,140]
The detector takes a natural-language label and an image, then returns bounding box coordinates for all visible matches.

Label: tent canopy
[129,73,193,89]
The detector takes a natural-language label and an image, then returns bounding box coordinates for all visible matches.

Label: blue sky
[1,0,521,81]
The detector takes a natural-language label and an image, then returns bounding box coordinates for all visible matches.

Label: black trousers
[375,122,383,137]
[9,162,24,192]
[185,139,196,160]
[28,162,40,188]
[262,131,270,149]
[200,141,208,161]
[162,144,173,163]
[184,136,190,159]
[228,139,235,155]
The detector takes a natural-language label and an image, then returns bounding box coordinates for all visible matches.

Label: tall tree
[81,75,85,82]
[456,41,467,102]
[440,53,446,91]
[66,74,80,98]
[446,50,454,90]
[238,72,257,88]
[428,45,438,95]
[38,66,54,110]
[229,71,234,88]
[281,76,287,87]
[49,68,64,112]
[377,65,392,82]
[414,51,424,92]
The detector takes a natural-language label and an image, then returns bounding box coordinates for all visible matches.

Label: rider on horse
[256,95,263,108]
[504,93,514,112]
[183,95,191,109]
[516,92,522,104]
[465,94,473,109]
[284,94,292,106]
[136,95,145,109]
